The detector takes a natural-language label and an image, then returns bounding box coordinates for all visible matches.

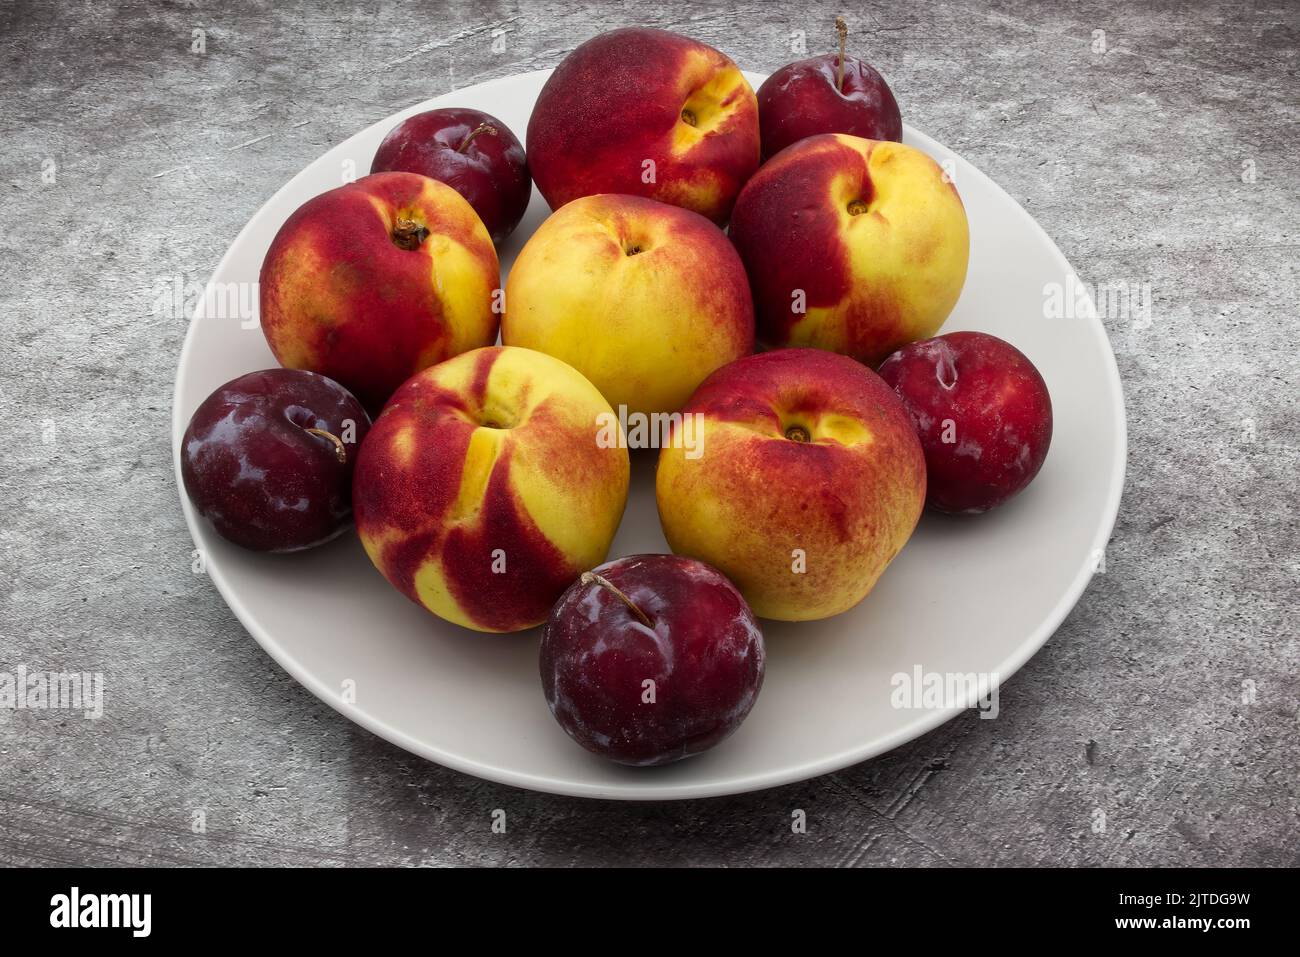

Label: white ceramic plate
[172,69,1125,800]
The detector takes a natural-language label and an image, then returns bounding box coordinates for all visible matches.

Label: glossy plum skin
[757,54,902,161]
[181,369,371,552]
[540,554,765,767]
[371,107,531,245]
[878,331,1052,514]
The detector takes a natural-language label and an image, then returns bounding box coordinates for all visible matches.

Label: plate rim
[171,68,1127,801]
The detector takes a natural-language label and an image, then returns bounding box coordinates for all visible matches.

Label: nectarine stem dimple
[581,571,654,628]
[785,425,811,443]
[303,427,348,463]
[847,199,868,215]
[680,108,697,127]
[835,16,849,93]
[391,217,429,250]
[457,122,498,153]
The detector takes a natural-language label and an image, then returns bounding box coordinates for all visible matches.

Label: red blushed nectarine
[729,133,969,367]
[353,346,629,633]
[526,28,759,224]
[260,171,500,412]
[656,348,926,621]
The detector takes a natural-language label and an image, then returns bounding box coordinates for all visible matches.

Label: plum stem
[835,16,849,93]
[581,571,653,628]
[391,217,429,250]
[304,427,347,463]
[457,122,498,153]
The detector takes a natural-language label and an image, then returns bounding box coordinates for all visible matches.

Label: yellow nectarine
[503,194,754,417]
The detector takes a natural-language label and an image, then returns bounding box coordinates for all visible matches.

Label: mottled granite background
[0,0,1295,866]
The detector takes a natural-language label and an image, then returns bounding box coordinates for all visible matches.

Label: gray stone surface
[1,0,1296,867]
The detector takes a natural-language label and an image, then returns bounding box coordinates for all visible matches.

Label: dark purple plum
[371,107,531,246]
[180,369,371,552]
[540,554,765,767]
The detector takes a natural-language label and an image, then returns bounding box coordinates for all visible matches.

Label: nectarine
[260,171,500,412]
[353,346,629,633]
[502,193,754,417]
[729,133,969,366]
[656,348,925,621]
[527,28,759,223]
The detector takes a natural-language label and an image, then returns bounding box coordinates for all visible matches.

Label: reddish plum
[878,331,1052,514]
[756,18,902,161]
[181,369,370,551]
[540,554,765,767]
[371,107,531,245]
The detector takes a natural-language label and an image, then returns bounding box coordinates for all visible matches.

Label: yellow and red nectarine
[656,348,926,621]
[729,133,969,366]
[260,171,500,412]
[527,28,759,223]
[353,346,629,633]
